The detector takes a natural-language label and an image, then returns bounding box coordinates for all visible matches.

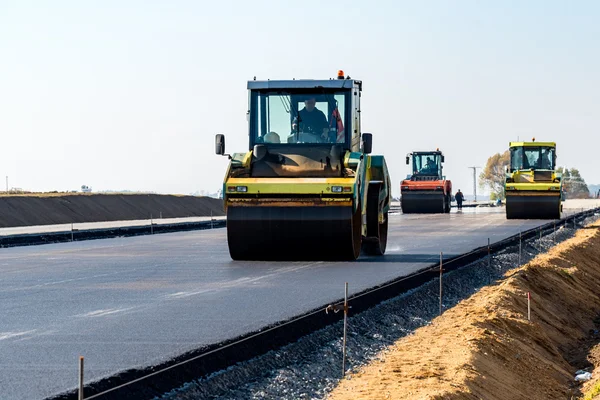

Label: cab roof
[247,79,361,91]
[412,150,443,155]
[509,141,556,148]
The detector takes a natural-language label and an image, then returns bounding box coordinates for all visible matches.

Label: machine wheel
[363,184,388,256]
[343,201,362,260]
[362,214,388,255]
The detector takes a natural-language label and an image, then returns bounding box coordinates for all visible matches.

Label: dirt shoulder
[328,222,600,400]
[0,193,224,228]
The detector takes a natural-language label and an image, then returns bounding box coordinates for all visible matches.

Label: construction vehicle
[215,70,392,261]
[400,150,452,213]
[505,139,562,219]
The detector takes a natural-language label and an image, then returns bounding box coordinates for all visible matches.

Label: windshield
[510,146,555,171]
[250,90,350,146]
[413,153,441,176]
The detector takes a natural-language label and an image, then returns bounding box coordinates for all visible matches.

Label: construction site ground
[0,193,224,228]
[328,219,600,400]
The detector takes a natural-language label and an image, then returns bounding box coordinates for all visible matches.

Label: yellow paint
[225,177,356,194]
[505,183,561,192]
[227,198,352,207]
[505,191,561,197]
[509,141,556,148]
[509,170,559,184]
[513,174,534,183]
[242,151,252,167]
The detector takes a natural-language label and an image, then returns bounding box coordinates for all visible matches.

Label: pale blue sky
[1,1,598,197]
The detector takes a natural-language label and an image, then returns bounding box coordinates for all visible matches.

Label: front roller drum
[401,191,446,214]
[226,205,361,261]
[505,194,561,220]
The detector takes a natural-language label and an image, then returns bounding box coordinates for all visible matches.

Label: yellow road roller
[215,71,392,260]
[505,139,562,219]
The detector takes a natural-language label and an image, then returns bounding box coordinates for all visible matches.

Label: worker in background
[455,189,464,210]
[291,97,329,140]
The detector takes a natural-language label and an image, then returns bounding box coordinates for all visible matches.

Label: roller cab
[400,150,452,213]
[504,140,562,219]
[215,71,391,261]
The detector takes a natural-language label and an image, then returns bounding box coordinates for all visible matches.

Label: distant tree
[479,151,510,199]
[556,167,590,199]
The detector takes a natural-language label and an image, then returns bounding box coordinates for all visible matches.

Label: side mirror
[405,156,410,165]
[362,133,373,154]
[441,155,445,163]
[215,134,225,155]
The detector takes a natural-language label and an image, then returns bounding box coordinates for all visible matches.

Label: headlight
[236,186,248,192]
[331,186,343,193]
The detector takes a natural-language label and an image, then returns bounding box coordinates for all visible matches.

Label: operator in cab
[291,97,329,141]
[421,157,438,174]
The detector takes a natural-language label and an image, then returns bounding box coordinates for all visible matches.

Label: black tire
[363,184,388,256]
[344,201,362,260]
[363,213,388,255]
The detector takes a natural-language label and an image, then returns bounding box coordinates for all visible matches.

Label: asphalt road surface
[0,216,225,237]
[0,208,571,399]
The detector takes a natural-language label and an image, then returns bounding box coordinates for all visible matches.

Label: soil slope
[0,193,224,228]
[329,222,600,400]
